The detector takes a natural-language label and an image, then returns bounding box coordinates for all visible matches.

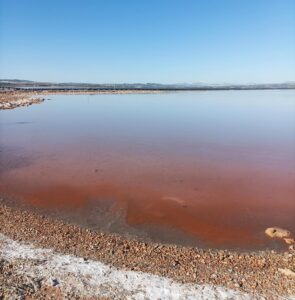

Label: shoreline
[1,88,294,110]
[0,88,293,110]
[0,89,164,110]
[0,204,294,299]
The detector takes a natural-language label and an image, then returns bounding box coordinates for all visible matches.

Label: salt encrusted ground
[0,233,258,299]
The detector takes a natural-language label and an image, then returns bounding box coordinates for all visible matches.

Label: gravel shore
[0,204,294,299]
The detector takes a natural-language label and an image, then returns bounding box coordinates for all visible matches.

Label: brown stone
[265,227,291,239]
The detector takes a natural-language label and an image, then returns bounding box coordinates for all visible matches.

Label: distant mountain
[0,79,294,90]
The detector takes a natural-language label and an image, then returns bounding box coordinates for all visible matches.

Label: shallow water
[1,90,294,249]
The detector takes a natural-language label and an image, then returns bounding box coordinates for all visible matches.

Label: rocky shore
[0,204,294,299]
[0,91,45,110]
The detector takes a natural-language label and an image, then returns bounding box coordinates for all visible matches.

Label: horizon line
[1,79,295,86]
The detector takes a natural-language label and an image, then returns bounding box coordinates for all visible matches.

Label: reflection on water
[0,90,294,249]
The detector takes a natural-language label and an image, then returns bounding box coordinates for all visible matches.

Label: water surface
[1,90,294,249]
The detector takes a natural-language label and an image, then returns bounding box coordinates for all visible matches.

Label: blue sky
[0,0,294,84]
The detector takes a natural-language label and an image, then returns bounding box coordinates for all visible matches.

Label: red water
[1,91,294,249]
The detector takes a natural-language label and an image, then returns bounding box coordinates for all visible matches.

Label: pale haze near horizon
[0,0,294,84]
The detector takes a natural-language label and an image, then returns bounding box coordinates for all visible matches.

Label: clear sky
[0,0,294,84]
